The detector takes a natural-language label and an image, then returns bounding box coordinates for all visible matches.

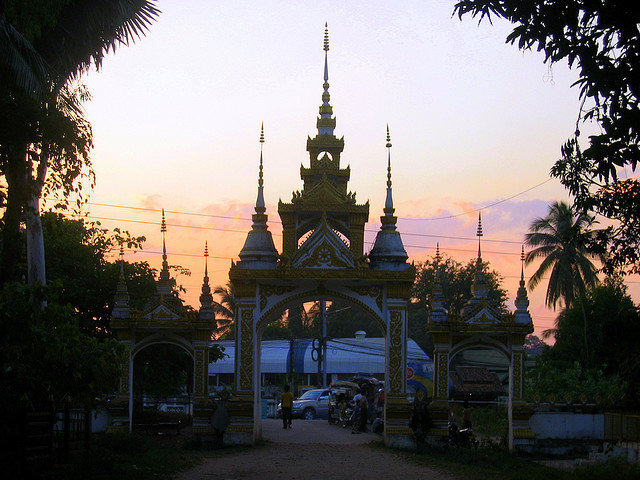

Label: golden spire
[386,124,392,189]
[161,208,167,260]
[435,242,441,264]
[256,123,266,213]
[200,240,213,308]
[520,245,525,282]
[158,208,171,295]
[476,212,483,260]
[317,22,334,135]
[204,240,209,277]
[384,124,395,215]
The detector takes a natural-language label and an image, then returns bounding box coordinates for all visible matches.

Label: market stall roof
[208,336,430,375]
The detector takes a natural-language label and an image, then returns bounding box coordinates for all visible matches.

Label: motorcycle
[340,401,355,428]
[448,419,478,448]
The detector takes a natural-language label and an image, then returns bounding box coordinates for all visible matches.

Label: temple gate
[427,226,535,451]
[226,26,416,448]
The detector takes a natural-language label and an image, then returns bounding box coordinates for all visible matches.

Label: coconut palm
[525,201,600,310]
[525,201,600,361]
[213,282,235,338]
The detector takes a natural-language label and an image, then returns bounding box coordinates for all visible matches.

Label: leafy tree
[325,302,383,340]
[0,282,123,410]
[411,254,509,314]
[0,1,160,286]
[551,277,640,405]
[36,212,155,334]
[410,254,509,355]
[133,344,193,408]
[525,357,627,405]
[454,1,640,275]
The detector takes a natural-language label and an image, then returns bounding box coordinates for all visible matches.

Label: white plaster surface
[530,412,604,439]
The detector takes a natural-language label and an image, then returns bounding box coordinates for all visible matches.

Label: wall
[530,412,604,440]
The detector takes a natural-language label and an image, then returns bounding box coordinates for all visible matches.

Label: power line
[47,176,552,224]
[400,178,554,221]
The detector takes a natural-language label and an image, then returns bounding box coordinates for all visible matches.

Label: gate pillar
[227,297,258,445]
[384,304,414,449]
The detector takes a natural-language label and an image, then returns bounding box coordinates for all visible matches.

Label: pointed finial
[161,208,167,258]
[118,242,126,277]
[199,240,213,309]
[256,124,266,212]
[386,124,392,189]
[520,245,525,281]
[156,208,171,295]
[204,240,209,276]
[435,242,441,263]
[324,22,329,51]
[476,212,483,259]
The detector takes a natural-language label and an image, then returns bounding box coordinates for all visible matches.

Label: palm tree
[525,201,600,361]
[213,282,235,338]
[525,201,599,309]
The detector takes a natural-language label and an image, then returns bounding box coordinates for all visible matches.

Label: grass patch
[404,445,640,480]
[59,432,203,480]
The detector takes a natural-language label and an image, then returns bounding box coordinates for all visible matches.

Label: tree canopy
[454,0,640,275]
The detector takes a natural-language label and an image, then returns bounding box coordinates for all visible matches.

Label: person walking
[281,385,293,429]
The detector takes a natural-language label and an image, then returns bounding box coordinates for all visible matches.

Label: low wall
[530,412,603,440]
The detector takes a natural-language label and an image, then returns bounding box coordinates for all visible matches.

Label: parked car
[276,388,330,420]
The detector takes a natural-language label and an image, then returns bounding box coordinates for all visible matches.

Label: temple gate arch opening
[226,25,415,448]
[427,236,535,452]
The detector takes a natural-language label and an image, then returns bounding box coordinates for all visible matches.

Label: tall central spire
[317,22,335,136]
[256,123,266,213]
[384,124,394,215]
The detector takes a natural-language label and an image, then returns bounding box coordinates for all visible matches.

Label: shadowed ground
[177,419,457,480]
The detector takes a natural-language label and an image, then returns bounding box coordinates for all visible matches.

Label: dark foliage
[455,0,640,274]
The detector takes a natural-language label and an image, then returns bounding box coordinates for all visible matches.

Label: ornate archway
[428,237,535,451]
[109,221,217,433]
[226,26,415,448]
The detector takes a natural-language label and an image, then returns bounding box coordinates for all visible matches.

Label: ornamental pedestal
[384,395,414,449]
[225,392,255,445]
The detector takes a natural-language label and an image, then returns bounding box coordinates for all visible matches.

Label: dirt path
[177,420,457,480]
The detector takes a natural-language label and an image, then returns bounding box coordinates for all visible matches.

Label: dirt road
[177,419,457,480]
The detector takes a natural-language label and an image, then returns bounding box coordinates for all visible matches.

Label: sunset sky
[69,0,638,337]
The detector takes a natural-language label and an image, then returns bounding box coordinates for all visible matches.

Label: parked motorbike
[340,401,355,428]
[448,419,478,448]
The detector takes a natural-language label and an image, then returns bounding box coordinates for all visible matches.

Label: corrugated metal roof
[208,337,430,375]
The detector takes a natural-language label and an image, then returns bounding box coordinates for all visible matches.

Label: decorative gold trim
[227,425,253,433]
[385,427,413,435]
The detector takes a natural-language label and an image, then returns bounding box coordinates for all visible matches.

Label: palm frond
[0,14,48,97]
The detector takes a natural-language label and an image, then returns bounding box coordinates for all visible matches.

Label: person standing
[462,399,472,429]
[281,385,293,429]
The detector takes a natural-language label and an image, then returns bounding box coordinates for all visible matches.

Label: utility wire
[45,176,552,224]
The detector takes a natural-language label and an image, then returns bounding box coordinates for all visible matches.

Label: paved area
[262,418,380,444]
[177,419,458,480]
